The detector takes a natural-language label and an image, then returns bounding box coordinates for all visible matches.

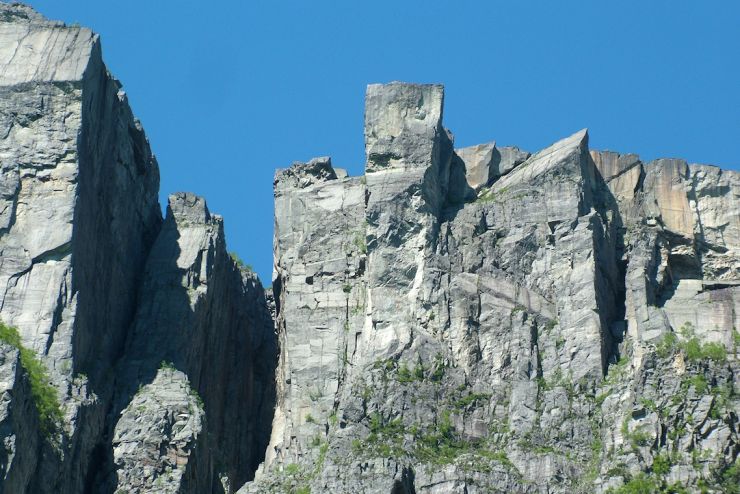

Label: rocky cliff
[242,82,739,494]
[0,4,738,494]
[0,4,276,493]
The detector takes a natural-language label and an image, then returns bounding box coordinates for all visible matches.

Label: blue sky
[27,1,740,283]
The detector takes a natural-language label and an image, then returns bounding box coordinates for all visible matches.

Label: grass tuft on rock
[0,321,63,436]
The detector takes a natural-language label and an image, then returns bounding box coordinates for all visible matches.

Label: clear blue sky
[26,1,740,283]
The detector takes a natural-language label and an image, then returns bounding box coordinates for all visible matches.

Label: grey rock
[450,142,532,203]
[274,156,337,190]
[263,160,365,471]
[0,6,276,494]
[244,83,739,494]
[104,193,277,493]
[0,5,160,491]
[2,6,738,493]
[112,368,205,494]
[0,343,41,492]
[496,145,531,176]
[456,142,496,192]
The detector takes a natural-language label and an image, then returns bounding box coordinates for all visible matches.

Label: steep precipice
[0,4,738,494]
[243,82,738,493]
[0,4,275,493]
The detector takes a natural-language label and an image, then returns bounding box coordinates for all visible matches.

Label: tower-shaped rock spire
[362,82,452,358]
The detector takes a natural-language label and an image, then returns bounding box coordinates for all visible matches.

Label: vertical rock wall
[265,158,366,468]
[0,6,277,493]
[104,193,276,493]
[0,6,161,491]
[0,4,737,493]
[245,82,738,494]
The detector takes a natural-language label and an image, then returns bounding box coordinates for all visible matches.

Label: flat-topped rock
[0,4,98,85]
[168,192,211,224]
[364,82,444,172]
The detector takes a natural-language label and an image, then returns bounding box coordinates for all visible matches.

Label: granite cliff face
[0,5,275,494]
[0,4,738,494]
[243,83,739,494]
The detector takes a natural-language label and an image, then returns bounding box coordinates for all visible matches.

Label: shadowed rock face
[102,192,277,494]
[244,83,739,494]
[0,5,276,494]
[1,5,739,494]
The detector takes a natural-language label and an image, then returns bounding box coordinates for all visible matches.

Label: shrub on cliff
[0,321,63,436]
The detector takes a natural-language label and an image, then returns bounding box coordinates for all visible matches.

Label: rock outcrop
[0,4,738,494]
[0,5,276,493]
[244,82,739,493]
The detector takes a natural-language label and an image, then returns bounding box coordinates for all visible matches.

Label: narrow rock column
[362,82,451,358]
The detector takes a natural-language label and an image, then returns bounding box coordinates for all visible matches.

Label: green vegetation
[656,332,679,358]
[190,386,204,410]
[396,362,414,383]
[640,398,658,413]
[607,474,659,494]
[536,368,577,399]
[652,453,671,475]
[477,186,510,203]
[555,335,566,349]
[0,322,63,437]
[373,356,430,384]
[229,251,253,272]
[510,304,526,315]
[159,360,177,371]
[429,353,446,382]
[352,230,367,254]
[629,429,653,449]
[595,391,610,406]
[305,413,316,424]
[517,436,556,454]
[654,323,727,362]
[354,406,515,474]
[416,411,484,465]
[590,435,603,455]
[604,354,630,385]
[682,374,708,394]
[454,392,491,409]
[720,461,740,494]
[696,342,727,362]
[607,473,688,494]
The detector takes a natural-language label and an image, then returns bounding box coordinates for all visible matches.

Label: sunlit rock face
[0,4,738,494]
[244,82,738,494]
[0,5,276,493]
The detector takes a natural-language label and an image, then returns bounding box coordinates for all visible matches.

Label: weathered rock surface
[0,4,161,491]
[1,4,738,494]
[112,367,205,494]
[244,82,739,494]
[91,192,276,493]
[0,5,276,494]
